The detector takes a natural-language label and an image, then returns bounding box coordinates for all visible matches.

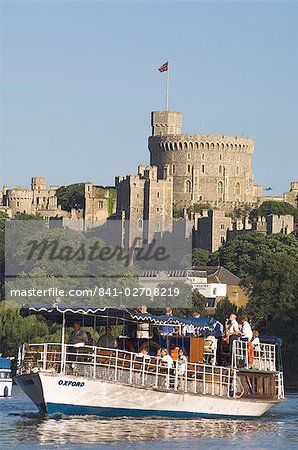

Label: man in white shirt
[228,314,239,335]
[240,316,253,341]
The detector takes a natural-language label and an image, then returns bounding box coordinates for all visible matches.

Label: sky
[0,0,297,195]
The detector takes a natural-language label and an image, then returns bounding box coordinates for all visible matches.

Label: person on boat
[239,316,253,342]
[177,348,187,375]
[226,314,239,336]
[86,332,93,346]
[136,305,150,339]
[160,308,174,335]
[160,348,173,368]
[69,322,88,345]
[251,330,260,350]
[97,326,118,349]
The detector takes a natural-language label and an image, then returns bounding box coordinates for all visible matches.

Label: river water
[0,386,297,449]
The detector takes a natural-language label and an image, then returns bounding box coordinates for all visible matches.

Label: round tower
[148,111,256,209]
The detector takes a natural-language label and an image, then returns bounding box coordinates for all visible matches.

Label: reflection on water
[14,416,281,445]
[1,387,297,449]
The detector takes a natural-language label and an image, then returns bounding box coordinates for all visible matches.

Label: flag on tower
[159,62,168,72]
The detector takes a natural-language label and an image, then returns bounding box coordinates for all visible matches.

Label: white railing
[18,343,237,399]
[232,340,276,372]
[276,371,285,399]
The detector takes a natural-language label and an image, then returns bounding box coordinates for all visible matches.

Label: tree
[214,297,237,325]
[217,232,298,278]
[13,212,43,220]
[56,183,85,212]
[192,248,210,266]
[250,201,298,222]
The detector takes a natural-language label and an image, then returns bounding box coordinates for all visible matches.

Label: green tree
[250,201,298,222]
[214,297,237,325]
[56,183,85,212]
[192,248,210,266]
[217,232,298,278]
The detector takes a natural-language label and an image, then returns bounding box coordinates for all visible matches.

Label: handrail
[17,341,284,400]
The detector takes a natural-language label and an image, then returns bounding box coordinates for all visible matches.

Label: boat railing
[232,340,276,372]
[17,343,239,399]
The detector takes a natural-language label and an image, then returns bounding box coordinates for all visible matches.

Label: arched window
[201,164,205,173]
[157,191,160,198]
[218,181,224,195]
[165,143,169,151]
[206,143,210,150]
[200,142,204,150]
[221,143,225,150]
[172,164,176,174]
[169,142,173,151]
[216,143,220,150]
[187,164,191,174]
[219,154,222,161]
[195,142,199,149]
[184,142,188,149]
[235,182,241,195]
[210,143,214,149]
[226,143,229,149]
[202,153,205,160]
[186,180,192,193]
[137,218,143,229]
[234,144,238,150]
[219,165,222,174]
[230,144,233,150]
[179,142,183,150]
[174,142,178,150]
[189,142,193,150]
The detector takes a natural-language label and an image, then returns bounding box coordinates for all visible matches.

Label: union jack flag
[159,62,168,72]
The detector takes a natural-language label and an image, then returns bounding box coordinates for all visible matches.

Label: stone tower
[148,111,260,209]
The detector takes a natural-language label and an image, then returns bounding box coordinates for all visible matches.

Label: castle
[148,111,262,208]
[0,176,116,230]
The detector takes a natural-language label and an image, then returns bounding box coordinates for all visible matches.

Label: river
[0,386,297,449]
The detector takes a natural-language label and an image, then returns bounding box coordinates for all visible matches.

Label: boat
[14,305,285,418]
[0,356,13,397]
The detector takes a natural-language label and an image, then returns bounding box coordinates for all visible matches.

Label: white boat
[15,305,285,418]
[0,357,13,397]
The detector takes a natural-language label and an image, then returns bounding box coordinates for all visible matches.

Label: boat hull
[14,372,280,418]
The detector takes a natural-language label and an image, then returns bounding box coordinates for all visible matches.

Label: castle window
[218,181,224,195]
[210,143,214,149]
[220,236,225,244]
[184,142,188,149]
[200,142,204,150]
[238,145,242,150]
[137,218,143,229]
[169,142,173,151]
[230,144,233,150]
[236,166,239,175]
[179,142,183,150]
[235,182,241,195]
[199,195,203,201]
[17,201,20,207]
[157,191,160,198]
[201,164,205,173]
[136,193,139,198]
[221,143,225,150]
[98,200,104,208]
[186,180,192,193]
[219,154,222,161]
[165,143,169,151]
[136,208,139,213]
[226,143,229,149]
[189,142,193,150]
[195,142,199,149]
[174,142,178,150]
[172,164,176,174]
[202,153,205,160]
[234,144,238,150]
[219,165,222,174]
[216,143,220,150]
[220,224,225,229]
[206,143,209,150]
[187,164,191,174]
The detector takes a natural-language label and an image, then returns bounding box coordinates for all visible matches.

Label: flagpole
[165,60,169,111]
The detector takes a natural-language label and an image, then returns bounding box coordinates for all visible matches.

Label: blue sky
[0,1,297,195]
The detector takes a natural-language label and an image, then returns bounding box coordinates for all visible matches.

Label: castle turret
[151,111,182,136]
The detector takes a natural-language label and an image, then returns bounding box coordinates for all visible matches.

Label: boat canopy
[20,304,223,335]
